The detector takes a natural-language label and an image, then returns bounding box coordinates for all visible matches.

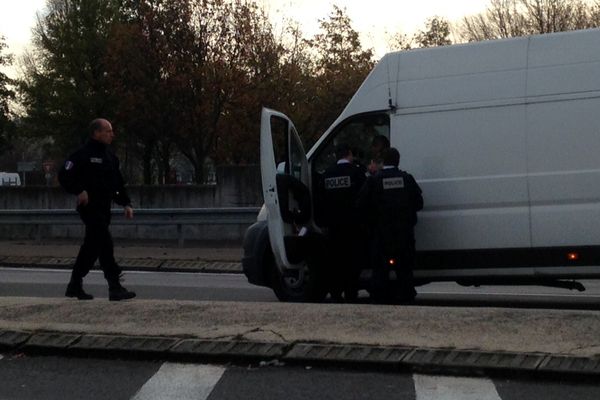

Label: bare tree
[460,0,600,41]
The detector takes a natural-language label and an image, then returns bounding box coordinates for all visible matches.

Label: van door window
[289,126,305,181]
[312,113,390,174]
[270,116,306,182]
[270,116,288,172]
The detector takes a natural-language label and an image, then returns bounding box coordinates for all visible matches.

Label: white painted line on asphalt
[413,374,502,400]
[131,363,225,400]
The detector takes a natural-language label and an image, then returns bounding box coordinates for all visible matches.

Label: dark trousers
[369,231,416,302]
[71,220,121,286]
[328,228,364,299]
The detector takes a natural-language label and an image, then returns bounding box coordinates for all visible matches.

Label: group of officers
[319,136,423,304]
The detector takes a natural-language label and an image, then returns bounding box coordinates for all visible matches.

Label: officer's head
[382,147,400,167]
[335,143,353,161]
[89,118,114,145]
[371,135,390,155]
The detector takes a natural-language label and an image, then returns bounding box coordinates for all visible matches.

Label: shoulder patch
[383,177,404,189]
[325,176,351,189]
[64,161,74,170]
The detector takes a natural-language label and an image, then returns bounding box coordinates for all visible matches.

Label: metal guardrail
[0,208,260,247]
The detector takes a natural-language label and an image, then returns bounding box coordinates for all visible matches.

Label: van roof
[308,28,600,156]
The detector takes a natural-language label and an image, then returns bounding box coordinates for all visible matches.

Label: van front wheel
[269,256,327,303]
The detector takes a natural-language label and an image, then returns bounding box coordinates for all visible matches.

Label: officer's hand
[367,161,378,174]
[77,190,89,206]
[124,206,134,220]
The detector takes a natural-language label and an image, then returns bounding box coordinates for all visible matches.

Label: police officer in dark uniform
[321,143,366,301]
[367,134,390,176]
[357,147,423,303]
[58,118,136,301]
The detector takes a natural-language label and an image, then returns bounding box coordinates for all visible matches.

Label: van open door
[260,108,325,301]
[260,108,311,268]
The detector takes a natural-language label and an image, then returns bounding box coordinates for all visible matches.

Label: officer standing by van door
[321,143,366,301]
[58,118,136,301]
[357,147,423,303]
[367,135,390,175]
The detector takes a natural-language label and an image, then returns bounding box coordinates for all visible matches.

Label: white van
[0,172,21,186]
[242,28,600,301]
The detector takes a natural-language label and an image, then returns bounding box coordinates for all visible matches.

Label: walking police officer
[58,118,136,301]
[321,143,366,301]
[357,147,423,303]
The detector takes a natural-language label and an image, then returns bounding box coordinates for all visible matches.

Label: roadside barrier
[0,208,260,247]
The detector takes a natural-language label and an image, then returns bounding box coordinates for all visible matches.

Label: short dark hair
[334,143,352,160]
[88,118,105,136]
[371,135,390,149]
[382,147,400,167]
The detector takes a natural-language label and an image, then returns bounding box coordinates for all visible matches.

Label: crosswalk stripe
[413,374,503,400]
[131,363,225,400]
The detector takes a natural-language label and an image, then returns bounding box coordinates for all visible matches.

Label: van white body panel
[308,28,600,253]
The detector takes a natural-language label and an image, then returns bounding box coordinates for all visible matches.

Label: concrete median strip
[0,297,599,377]
[0,330,31,349]
[1,330,600,376]
[71,334,178,354]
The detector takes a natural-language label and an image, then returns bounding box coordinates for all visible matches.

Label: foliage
[460,0,600,41]
[16,1,378,183]
[106,0,186,184]
[389,16,453,51]
[303,5,374,147]
[414,17,453,48]
[0,36,15,157]
[19,0,121,158]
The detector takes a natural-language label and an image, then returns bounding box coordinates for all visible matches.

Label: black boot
[109,284,136,301]
[65,281,94,300]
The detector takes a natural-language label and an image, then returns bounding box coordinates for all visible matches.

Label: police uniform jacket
[321,160,366,231]
[58,139,131,223]
[357,166,423,239]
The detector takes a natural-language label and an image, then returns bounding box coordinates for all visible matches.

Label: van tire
[267,250,327,303]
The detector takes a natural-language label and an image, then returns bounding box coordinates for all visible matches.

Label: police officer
[357,147,423,303]
[58,118,136,301]
[321,143,366,301]
[367,134,390,175]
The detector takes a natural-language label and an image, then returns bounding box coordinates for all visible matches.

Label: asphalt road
[1,267,600,309]
[0,354,598,400]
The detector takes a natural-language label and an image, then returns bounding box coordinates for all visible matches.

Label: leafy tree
[212,0,286,165]
[164,0,283,182]
[19,0,121,158]
[415,17,453,47]
[105,0,183,184]
[460,0,600,41]
[304,5,374,146]
[0,35,15,157]
[389,16,452,51]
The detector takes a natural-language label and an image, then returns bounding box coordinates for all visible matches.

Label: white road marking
[414,374,502,400]
[131,363,225,400]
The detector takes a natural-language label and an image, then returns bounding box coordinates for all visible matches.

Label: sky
[0,0,491,78]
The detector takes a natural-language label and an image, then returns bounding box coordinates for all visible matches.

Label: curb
[0,257,242,274]
[2,329,599,378]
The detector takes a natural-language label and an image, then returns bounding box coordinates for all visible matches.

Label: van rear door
[260,108,311,269]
